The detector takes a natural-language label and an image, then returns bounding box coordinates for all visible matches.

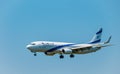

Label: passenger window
[46,43,49,45]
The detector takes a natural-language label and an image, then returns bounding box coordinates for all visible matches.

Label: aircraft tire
[70,54,74,58]
[60,55,64,59]
[34,53,37,56]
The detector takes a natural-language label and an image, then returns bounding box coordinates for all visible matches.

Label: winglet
[104,36,112,44]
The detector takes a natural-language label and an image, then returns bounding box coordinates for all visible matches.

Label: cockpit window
[31,43,36,45]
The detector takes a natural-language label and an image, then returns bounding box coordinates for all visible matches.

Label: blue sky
[0,0,120,74]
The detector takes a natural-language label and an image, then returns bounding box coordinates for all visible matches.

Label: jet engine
[62,48,72,54]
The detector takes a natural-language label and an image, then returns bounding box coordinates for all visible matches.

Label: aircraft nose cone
[26,45,31,49]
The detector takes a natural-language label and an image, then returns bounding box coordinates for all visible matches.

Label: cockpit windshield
[31,43,36,45]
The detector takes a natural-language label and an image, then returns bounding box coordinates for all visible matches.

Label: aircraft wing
[71,44,93,52]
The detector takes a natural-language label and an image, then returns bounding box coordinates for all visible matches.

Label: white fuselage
[26,28,111,58]
[26,41,101,55]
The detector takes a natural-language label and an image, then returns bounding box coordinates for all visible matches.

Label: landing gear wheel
[70,54,74,58]
[60,55,64,59]
[34,53,37,56]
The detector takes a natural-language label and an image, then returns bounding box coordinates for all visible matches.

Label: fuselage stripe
[46,44,75,52]
[96,28,102,34]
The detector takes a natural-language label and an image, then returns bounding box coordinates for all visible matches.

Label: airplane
[26,28,112,59]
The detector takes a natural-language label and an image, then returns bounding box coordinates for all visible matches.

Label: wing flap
[72,46,92,50]
[71,44,92,52]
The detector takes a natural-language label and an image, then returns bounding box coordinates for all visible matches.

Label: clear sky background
[0,0,120,74]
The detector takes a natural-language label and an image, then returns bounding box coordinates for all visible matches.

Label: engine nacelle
[62,49,72,54]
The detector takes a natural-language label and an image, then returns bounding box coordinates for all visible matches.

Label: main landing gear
[70,54,75,58]
[60,55,64,59]
[59,54,75,59]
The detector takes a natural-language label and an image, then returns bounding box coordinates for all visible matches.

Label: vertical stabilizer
[89,28,102,44]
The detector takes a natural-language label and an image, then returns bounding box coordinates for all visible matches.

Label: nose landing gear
[34,53,37,56]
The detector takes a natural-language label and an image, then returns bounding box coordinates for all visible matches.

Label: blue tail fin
[89,28,102,44]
